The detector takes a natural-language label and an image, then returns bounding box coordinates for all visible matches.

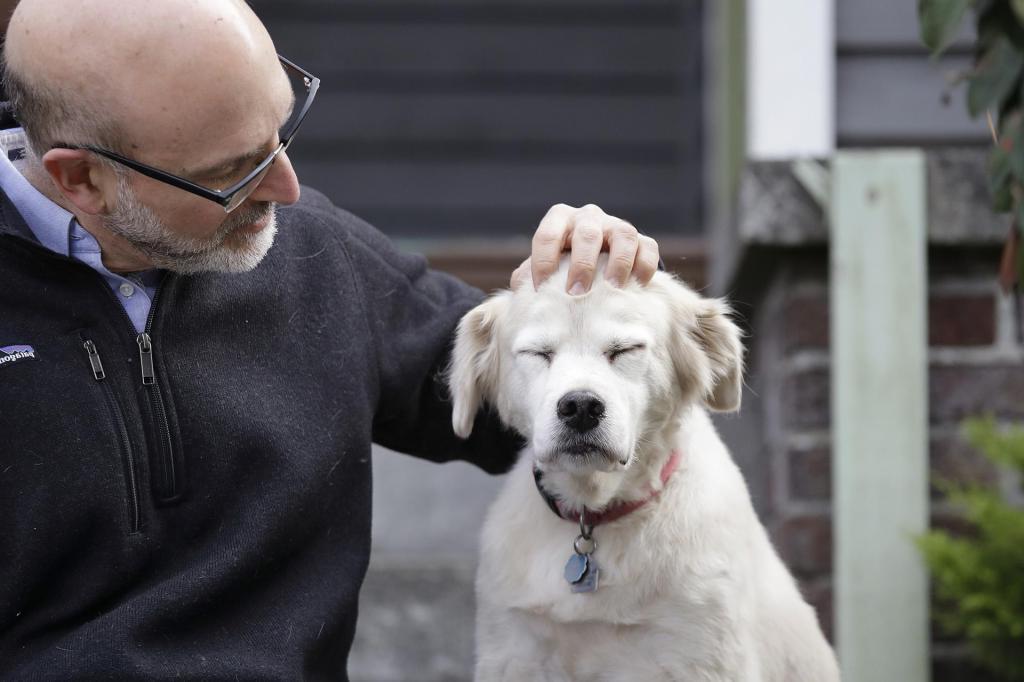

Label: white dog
[447,260,839,682]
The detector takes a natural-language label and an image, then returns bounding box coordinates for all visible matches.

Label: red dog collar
[533,451,682,527]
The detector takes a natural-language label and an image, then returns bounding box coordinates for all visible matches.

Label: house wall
[248,0,705,240]
[836,0,986,146]
[730,149,1023,681]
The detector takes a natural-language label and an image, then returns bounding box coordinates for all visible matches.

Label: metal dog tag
[571,560,600,593]
[564,552,589,584]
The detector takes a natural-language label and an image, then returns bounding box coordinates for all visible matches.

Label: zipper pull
[137,333,155,385]
[82,340,106,381]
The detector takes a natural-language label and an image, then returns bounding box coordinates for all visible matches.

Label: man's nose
[250,150,301,206]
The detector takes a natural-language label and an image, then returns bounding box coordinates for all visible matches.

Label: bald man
[0,0,660,677]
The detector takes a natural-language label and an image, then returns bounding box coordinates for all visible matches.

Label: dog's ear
[692,298,744,411]
[657,275,744,412]
[447,292,510,438]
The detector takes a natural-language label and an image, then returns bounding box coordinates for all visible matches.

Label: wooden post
[831,150,930,682]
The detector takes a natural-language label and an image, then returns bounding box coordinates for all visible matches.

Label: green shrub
[916,417,1024,680]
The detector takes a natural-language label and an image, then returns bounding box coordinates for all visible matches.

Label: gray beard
[102,175,278,275]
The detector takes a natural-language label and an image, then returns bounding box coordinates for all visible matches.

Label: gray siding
[836,0,987,146]
[248,1,704,238]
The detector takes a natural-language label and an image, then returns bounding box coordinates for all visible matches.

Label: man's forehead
[108,53,288,177]
[178,68,295,177]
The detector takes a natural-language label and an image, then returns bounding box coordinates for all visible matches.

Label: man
[0,0,660,677]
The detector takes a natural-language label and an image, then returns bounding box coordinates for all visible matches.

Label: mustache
[220,201,275,235]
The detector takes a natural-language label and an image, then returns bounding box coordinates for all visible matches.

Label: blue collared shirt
[0,127,159,334]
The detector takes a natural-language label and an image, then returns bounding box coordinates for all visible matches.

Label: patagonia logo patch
[0,345,37,367]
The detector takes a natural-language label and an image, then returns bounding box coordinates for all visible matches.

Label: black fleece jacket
[0,187,521,679]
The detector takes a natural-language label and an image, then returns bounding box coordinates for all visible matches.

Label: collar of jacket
[0,185,39,243]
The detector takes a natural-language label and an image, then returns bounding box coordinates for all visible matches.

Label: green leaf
[1011,114,1024,182]
[1013,0,1024,25]
[969,36,1024,117]
[987,114,1019,209]
[965,417,1024,470]
[920,0,973,54]
[990,140,1015,211]
[999,111,1024,183]
[1017,222,1024,290]
[978,1,1024,54]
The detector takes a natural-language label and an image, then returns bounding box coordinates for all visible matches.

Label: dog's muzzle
[557,390,605,433]
[546,390,625,467]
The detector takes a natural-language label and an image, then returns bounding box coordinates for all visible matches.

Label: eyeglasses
[52,55,319,213]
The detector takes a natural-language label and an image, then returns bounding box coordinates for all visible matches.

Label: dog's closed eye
[517,348,554,364]
[606,343,646,362]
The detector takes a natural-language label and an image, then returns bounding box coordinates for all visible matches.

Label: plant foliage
[919,0,1024,287]
[916,418,1024,680]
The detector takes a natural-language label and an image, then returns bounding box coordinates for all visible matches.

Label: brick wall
[735,249,1024,680]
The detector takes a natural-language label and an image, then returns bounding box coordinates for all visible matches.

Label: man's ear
[40,148,113,215]
[656,274,745,412]
[447,292,510,438]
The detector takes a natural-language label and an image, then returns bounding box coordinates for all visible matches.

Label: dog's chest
[541,616,729,680]
[482,508,726,620]
[480,540,745,679]
[484,586,742,681]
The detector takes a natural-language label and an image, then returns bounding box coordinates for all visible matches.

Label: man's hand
[510,204,660,292]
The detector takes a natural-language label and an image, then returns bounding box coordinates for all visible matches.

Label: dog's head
[448,261,743,474]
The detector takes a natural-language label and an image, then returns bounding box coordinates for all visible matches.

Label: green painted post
[830,150,930,682]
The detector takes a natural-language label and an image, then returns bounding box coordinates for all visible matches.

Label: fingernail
[607,275,624,288]
[569,280,586,296]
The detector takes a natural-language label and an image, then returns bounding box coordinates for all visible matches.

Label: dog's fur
[448,261,840,682]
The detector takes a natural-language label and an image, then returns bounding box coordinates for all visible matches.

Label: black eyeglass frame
[52,55,319,212]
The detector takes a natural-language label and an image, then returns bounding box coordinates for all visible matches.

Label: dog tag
[570,560,600,594]
[564,552,589,584]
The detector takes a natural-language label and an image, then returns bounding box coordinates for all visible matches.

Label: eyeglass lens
[223,69,309,212]
[224,160,276,212]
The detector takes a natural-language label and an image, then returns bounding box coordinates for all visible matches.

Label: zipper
[92,270,182,504]
[11,239,185,511]
[84,339,106,380]
[82,337,142,534]
[138,333,155,385]
[137,331,179,501]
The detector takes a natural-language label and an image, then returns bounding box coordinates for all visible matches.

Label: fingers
[601,221,640,288]
[530,204,574,289]
[630,235,661,285]
[526,202,660,293]
[564,204,608,294]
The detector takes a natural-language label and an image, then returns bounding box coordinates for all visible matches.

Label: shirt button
[119,283,135,298]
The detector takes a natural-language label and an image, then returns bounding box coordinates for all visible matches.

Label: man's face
[102,171,279,274]
[101,55,300,274]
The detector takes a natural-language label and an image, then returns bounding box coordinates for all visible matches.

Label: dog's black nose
[557,391,605,432]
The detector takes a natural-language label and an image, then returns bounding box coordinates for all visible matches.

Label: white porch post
[831,150,930,682]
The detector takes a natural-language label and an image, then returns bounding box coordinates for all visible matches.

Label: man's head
[3,0,302,273]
